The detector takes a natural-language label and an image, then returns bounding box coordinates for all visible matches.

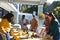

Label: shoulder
[1,19,9,23]
[0,19,9,27]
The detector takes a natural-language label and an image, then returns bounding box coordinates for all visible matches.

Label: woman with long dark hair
[45,12,59,40]
[0,12,14,40]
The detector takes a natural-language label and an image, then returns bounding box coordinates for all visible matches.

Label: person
[20,15,29,30]
[0,13,14,40]
[30,15,38,32]
[44,13,51,32]
[44,12,59,40]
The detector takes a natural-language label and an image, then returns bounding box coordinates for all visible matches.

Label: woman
[45,12,59,40]
[0,13,14,40]
[44,13,51,33]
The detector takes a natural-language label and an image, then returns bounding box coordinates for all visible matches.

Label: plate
[20,36,28,38]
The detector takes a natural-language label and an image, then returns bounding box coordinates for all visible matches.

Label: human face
[45,15,51,26]
[22,15,25,19]
[11,16,14,22]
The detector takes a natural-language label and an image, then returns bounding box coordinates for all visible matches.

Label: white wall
[13,12,19,24]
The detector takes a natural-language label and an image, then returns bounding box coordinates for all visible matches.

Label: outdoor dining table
[10,25,46,40]
[10,30,43,40]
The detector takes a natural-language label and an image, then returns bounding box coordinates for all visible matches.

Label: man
[31,15,38,32]
[20,15,29,30]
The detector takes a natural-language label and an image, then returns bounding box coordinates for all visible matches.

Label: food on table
[31,33,40,38]
[19,30,29,38]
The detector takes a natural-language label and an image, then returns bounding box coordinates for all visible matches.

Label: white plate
[20,36,28,38]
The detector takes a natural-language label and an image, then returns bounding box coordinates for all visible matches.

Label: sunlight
[46,0,55,4]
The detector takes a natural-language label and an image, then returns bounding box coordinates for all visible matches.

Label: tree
[21,5,38,15]
[54,6,60,22]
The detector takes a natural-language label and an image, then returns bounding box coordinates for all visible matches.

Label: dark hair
[22,15,25,19]
[48,12,56,25]
[2,12,14,22]
[33,15,35,17]
[22,15,25,17]
[48,12,55,21]
[45,12,55,21]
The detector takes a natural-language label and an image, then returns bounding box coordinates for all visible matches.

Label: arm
[1,27,6,33]
[1,19,10,33]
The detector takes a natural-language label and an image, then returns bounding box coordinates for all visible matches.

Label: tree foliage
[54,6,60,22]
[21,5,38,15]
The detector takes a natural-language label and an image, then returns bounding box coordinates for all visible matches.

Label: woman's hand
[46,35,51,38]
[46,35,53,40]
[1,27,6,33]
[5,28,10,32]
